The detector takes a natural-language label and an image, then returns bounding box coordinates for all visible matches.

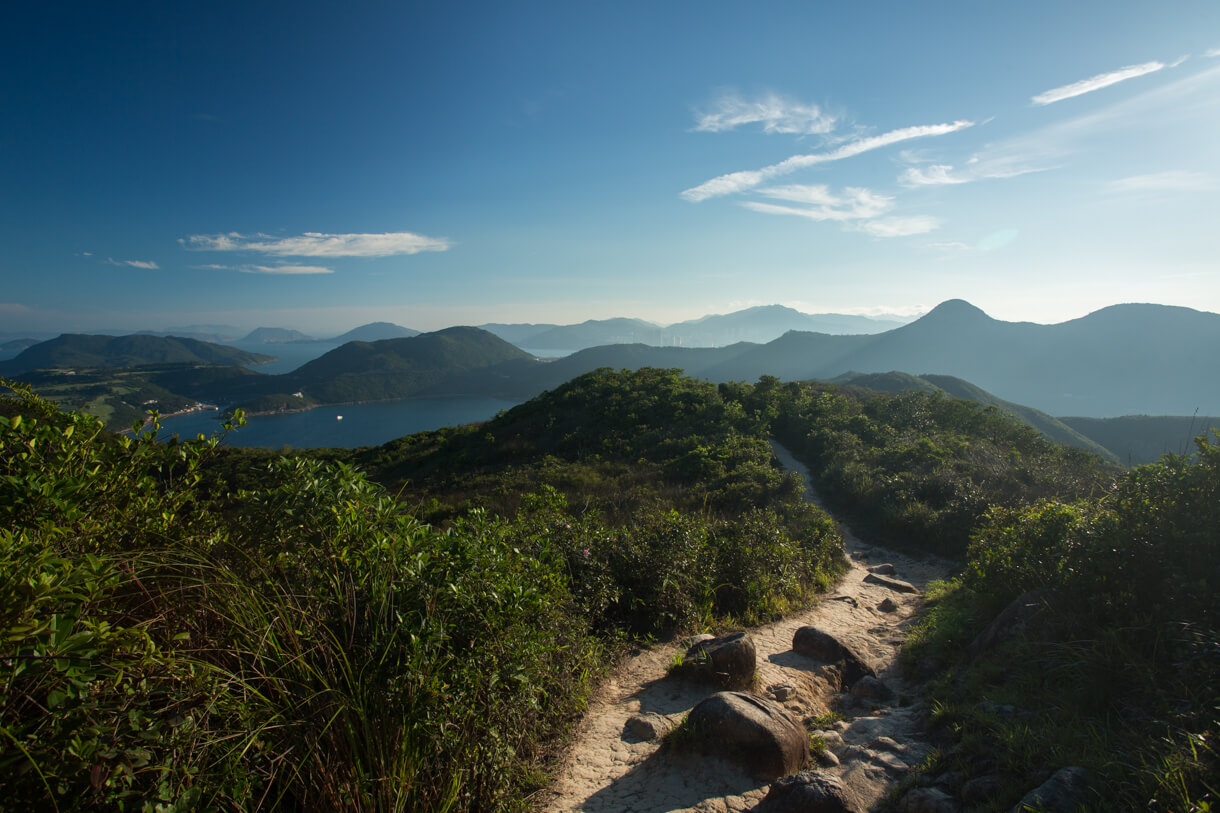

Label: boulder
[625,712,673,741]
[960,774,1003,804]
[899,787,960,813]
[683,691,809,780]
[850,675,893,701]
[683,631,757,688]
[792,626,877,685]
[969,589,1055,659]
[1010,767,1090,812]
[863,572,920,594]
[750,770,865,813]
[867,563,897,575]
[878,597,900,613]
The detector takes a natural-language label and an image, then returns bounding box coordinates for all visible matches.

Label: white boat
[336,415,343,421]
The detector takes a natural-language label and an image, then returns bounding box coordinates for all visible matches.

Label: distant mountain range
[478,305,907,351]
[6,301,1218,438]
[240,327,315,344]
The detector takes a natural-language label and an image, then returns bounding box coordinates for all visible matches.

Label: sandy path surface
[539,442,953,813]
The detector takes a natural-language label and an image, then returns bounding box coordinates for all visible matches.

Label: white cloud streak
[744,184,894,221]
[1207,48,1220,58]
[192,263,335,275]
[849,216,941,238]
[899,160,1047,187]
[1031,61,1166,106]
[743,183,937,238]
[182,231,451,257]
[106,258,160,269]
[681,120,974,201]
[1106,170,1213,193]
[693,93,836,134]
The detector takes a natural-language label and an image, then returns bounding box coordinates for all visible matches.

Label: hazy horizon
[3,3,1217,336]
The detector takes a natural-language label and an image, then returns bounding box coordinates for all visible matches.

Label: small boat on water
[336,415,343,421]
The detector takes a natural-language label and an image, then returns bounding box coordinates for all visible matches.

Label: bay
[157,396,518,449]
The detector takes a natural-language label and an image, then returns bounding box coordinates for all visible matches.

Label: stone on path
[750,770,865,813]
[1010,766,1091,812]
[878,597,900,612]
[683,631,757,688]
[792,626,877,685]
[624,712,673,741]
[863,572,920,594]
[683,691,810,781]
[867,563,897,576]
[850,675,893,702]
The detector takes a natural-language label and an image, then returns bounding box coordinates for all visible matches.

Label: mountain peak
[925,299,990,319]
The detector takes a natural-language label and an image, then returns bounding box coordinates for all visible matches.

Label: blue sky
[2,1,1218,336]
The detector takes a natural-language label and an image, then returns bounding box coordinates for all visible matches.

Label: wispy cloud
[693,92,836,134]
[0,303,31,314]
[1031,60,1166,106]
[899,159,1047,187]
[106,258,160,269]
[1106,170,1213,193]
[743,184,937,237]
[182,231,451,257]
[743,184,894,221]
[850,216,941,238]
[1207,48,1220,58]
[192,263,335,275]
[682,120,974,201]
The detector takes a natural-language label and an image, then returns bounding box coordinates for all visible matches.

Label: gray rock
[961,774,1003,804]
[818,730,846,755]
[969,589,1054,659]
[863,572,920,594]
[867,563,897,575]
[868,736,905,753]
[792,626,877,685]
[767,682,797,701]
[1011,767,1091,812]
[850,675,893,701]
[683,691,809,780]
[750,770,865,813]
[813,747,840,767]
[878,597,900,612]
[684,631,757,688]
[625,712,673,741]
[900,787,960,813]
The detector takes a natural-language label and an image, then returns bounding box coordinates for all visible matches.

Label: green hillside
[0,334,272,374]
[1061,414,1220,465]
[3,370,1214,809]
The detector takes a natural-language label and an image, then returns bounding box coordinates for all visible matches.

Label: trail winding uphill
[540,443,953,813]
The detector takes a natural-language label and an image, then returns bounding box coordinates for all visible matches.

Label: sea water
[157,396,518,449]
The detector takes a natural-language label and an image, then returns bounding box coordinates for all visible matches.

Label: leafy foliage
[742,377,1117,556]
[0,370,847,810]
[908,432,1220,809]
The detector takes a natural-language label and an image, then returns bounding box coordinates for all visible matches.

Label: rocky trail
[540,443,954,812]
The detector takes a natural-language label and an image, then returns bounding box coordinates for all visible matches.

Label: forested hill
[0,333,273,374]
[831,371,1118,462]
[3,369,1215,809]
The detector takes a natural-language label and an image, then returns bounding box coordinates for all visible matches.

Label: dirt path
[539,442,953,812]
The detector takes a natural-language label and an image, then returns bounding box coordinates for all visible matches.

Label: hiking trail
[539,441,953,812]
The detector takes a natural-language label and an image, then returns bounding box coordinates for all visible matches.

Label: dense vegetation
[742,377,1117,557]
[4,363,1212,810]
[0,370,844,810]
[905,433,1219,808]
